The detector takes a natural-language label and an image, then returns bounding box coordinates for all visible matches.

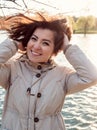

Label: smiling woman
[0,12,97,130]
[27,28,55,63]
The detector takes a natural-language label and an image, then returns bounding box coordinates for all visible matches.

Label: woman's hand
[64,34,69,47]
[63,34,71,54]
[14,41,26,51]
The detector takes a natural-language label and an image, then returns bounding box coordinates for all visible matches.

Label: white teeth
[31,50,41,56]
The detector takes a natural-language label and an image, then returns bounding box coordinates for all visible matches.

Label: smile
[31,50,42,56]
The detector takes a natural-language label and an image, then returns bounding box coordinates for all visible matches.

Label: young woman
[0,13,97,130]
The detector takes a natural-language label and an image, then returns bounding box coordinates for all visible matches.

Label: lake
[0,32,97,130]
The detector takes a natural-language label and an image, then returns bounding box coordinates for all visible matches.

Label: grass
[74,30,97,34]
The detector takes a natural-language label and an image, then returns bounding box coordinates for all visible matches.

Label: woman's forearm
[64,45,97,94]
[0,38,18,63]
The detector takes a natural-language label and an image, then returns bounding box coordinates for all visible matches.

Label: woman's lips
[31,50,42,56]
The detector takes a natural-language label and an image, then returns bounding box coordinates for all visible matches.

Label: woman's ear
[16,42,27,53]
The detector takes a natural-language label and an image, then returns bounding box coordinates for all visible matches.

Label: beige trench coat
[0,38,97,130]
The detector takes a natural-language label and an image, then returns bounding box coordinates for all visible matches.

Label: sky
[0,0,97,17]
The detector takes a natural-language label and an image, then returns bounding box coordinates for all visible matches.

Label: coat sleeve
[65,45,97,95]
[0,38,17,89]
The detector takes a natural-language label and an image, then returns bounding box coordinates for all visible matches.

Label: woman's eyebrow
[42,39,52,43]
[33,34,52,43]
[32,34,38,38]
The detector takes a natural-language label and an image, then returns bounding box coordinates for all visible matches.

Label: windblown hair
[5,12,72,55]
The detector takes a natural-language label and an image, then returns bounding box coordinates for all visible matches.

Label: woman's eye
[42,42,49,46]
[31,37,37,41]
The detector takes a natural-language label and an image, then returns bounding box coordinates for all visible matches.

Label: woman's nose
[33,42,41,50]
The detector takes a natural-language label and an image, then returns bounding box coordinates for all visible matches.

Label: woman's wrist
[63,44,72,54]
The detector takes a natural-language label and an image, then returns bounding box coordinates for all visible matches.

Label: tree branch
[31,0,59,10]
[3,0,22,7]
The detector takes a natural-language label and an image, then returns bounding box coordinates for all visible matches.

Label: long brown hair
[5,12,72,55]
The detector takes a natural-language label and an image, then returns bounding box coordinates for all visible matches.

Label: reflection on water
[63,87,97,130]
[0,33,97,129]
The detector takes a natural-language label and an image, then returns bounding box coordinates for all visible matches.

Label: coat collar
[18,54,56,72]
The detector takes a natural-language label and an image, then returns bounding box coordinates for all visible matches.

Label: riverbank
[74,30,97,34]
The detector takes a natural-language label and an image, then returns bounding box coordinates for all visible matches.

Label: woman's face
[27,28,55,63]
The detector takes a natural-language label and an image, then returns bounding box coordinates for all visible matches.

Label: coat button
[37,92,41,98]
[34,117,39,122]
[27,87,31,95]
[36,73,41,78]
[37,65,42,70]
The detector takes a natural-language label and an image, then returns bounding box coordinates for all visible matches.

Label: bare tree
[0,0,60,17]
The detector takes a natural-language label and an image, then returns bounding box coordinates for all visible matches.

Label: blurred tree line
[68,15,97,35]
